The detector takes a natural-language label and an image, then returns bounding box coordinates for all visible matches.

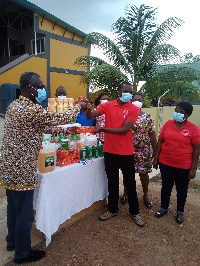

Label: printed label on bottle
[45,156,55,167]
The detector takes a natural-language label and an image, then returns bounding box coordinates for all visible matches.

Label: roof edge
[11,0,87,36]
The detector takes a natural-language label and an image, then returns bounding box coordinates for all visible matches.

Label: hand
[66,127,76,134]
[188,168,196,180]
[152,158,158,170]
[93,126,103,133]
[77,102,92,111]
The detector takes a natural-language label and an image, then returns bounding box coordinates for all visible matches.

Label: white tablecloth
[33,157,108,246]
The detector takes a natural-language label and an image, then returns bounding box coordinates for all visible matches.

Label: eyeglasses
[28,84,45,90]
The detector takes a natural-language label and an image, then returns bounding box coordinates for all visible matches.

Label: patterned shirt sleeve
[147,114,155,133]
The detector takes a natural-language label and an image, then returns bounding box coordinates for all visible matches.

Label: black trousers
[104,152,139,215]
[159,162,190,213]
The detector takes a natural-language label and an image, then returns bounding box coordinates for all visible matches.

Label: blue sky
[29,0,199,56]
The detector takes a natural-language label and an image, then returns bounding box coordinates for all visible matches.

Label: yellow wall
[50,39,88,70]
[0,57,47,86]
[50,72,87,100]
[38,17,82,42]
[142,105,200,138]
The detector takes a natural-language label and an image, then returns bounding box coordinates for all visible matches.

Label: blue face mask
[120,93,132,103]
[173,112,185,122]
[36,89,46,103]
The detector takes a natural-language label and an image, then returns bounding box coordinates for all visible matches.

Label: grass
[189,182,200,191]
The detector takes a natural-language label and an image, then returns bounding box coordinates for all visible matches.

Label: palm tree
[141,66,200,104]
[75,4,183,92]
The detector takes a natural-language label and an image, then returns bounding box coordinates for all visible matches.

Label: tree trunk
[131,74,138,92]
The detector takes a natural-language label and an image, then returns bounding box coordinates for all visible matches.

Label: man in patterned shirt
[0,72,86,264]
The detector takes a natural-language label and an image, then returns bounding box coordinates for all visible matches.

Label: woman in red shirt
[153,102,200,225]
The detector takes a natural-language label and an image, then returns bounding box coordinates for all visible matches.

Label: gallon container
[85,135,97,147]
[37,145,56,173]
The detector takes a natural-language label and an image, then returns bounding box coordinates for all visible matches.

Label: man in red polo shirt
[85,82,144,227]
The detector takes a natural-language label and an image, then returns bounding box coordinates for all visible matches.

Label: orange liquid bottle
[37,146,56,173]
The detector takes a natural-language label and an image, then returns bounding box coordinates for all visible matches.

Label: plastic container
[48,98,56,112]
[61,139,69,150]
[43,134,52,143]
[86,135,98,147]
[97,144,103,157]
[85,145,92,160]
[56,98,64,113]
[77,140,85,154]
[37,145,56,173]
[80,146,86,161]
[92,143,98,158]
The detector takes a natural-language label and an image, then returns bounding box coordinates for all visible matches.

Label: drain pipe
[158,89,170,107]
[157,89,170,137]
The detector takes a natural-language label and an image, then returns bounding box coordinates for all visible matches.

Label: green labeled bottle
[85,145,92,160]
[97,144,103,157]
[80,146,86,161]
[92,143,98,158]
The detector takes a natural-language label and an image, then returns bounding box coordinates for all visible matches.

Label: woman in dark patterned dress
[120,92,157,208]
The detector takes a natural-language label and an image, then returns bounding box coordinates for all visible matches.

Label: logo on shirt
[123,110,128,118]
[181,129,190,136]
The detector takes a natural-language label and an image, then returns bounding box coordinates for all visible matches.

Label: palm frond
[85,32,131,73]
[144,17,184,53]
[139,44,180,78]
[74,55,108,69]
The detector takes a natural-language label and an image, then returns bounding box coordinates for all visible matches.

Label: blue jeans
[159,162,190,214]
[6,189,34,259]
[104,152,139,215]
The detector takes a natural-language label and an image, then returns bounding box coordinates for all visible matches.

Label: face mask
[119,93,132,103]
[57,95,66,99]
[100,100,108,104]
[173,112,185,122]
[36,89,46,103]
[132,101,143,108]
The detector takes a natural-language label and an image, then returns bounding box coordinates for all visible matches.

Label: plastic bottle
[97,143,103,157]
[37,145,56,173]
[85,145,92,160]
[61,139,69,150]
[92,143,98,158]
[50,139,57,164]
[80,146,86,161]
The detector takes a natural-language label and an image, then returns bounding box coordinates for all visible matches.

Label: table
[33,157,108,246]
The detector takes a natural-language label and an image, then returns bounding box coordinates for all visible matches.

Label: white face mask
[132,101,143,108]
[57,95,66,99]
[100,100,108,104]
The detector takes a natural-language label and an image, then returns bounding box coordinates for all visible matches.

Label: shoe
[7,244,15,251]
[144,200,153,208]
[13,250,46,264]
[132,214,144,227]
[176,214,184,225]
[99,211,117,221]
[155,210,168,217]
[120,196,128,204]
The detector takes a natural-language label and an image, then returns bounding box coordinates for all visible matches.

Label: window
[0,45,8,58]
[31,37,45,54]
[10,45,25,56]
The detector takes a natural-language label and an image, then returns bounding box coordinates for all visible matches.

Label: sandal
[132,214,144,227]
[144,200,153,208]
[99,211,117,221]
[120,196,128,204]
